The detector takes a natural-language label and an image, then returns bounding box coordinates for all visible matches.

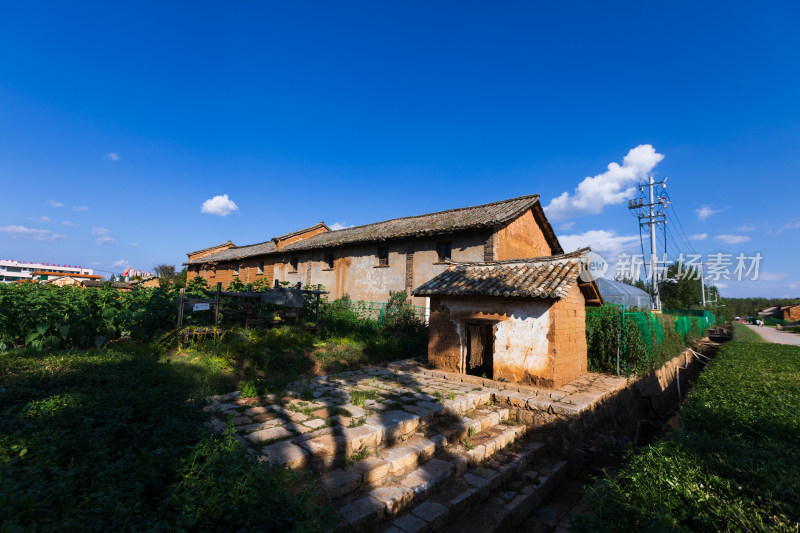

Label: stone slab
[370,486,415,516]
[260,440,308,469]
[411,500,449,529]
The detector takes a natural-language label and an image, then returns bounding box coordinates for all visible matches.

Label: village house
[185,194,564,309]
[186,193,602,388]
[413,250,601,387]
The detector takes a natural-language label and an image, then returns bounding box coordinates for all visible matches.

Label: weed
[462,437,474,451]
[333,406,352,417]
[348,416,367,428]
[468,426,477,438]
[448,392,456,401]
[350,389,380,406]
[433,391,443,400]
[345,447,371,465]
[300,388,314,401]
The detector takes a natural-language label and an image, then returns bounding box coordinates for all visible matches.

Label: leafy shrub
[0,283,176,351]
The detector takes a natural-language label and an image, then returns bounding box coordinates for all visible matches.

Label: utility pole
[628,176,669,310]
[700,262,706,308]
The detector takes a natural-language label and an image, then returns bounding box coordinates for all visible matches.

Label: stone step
[258,399,510,475]
[335,421,535,530]
[435,458,570,533]
[321,409,516,502]
[380,440,549,533]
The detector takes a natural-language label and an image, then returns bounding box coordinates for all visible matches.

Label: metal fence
[348,301,427,327]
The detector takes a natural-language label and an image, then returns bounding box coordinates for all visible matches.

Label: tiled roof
[187,241,235,257]
[81,280,133,289]
[186,240,277,265]
[275,194,561,254]
[412,250,589,300]
[273,222,329,242]
[186,194,564,265]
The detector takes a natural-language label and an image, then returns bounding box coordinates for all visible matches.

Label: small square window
[290,257,299,272]
[324,253,334,269]
[436,241,452,262]
[258,261,264,274]
[377,247,389,267]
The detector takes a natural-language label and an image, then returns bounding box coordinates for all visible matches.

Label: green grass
[0,346,331,532]
[578,340,800,532]
[732,321,765,343]
[162,325,427,397]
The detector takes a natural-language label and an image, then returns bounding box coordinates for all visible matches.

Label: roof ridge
[272,222,329,242]
[186,240,235,256]
[320,194,540,236]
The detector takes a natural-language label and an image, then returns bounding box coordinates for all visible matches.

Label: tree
[109,274,116,282]
[153,264,177,289]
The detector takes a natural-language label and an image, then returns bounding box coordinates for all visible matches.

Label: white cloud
[559,229,640,259]
[737,224,755,232]
[130,242,139,247]
[73,206,89,212]
[557,221,575,231]
[688,233,708,241]
[695,205,721,221]
[201,194,239,216]
[544,144,664,221]
[759,272,787,281]
[105,152,120,161]
[769,219,800,235]
[112,259,129,267]
[330,221,355,230]
[48,200,64,208]
[92,227,115,245]
[0,225,67,241]
[714,234,751,244]
[39,216,52,223]
[61,221,78,227]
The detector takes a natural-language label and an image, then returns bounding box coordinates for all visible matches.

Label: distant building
[0,259,94,284]
[130,275,160,288]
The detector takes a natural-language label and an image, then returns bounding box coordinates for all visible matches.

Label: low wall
[504,347,708,450]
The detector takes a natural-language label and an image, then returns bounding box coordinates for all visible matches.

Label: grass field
[578,339,800,531]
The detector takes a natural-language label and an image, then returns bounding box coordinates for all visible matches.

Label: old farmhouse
[185,193,602,387]
[414,250,600,388]
[186,194,563,308]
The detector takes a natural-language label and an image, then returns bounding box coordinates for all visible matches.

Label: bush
[0,346,330,531]
[0,283,176,351]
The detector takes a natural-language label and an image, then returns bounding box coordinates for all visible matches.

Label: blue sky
[1,2,798,297]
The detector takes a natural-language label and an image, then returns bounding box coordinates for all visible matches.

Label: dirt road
[745,324,800,346]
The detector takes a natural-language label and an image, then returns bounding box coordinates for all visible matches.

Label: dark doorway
[465,322,494,378]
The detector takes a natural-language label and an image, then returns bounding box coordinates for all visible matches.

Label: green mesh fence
[587,305,722,375]
[348,301,427,327]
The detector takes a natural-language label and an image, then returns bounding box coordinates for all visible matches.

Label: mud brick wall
[427,298,462,372]
[549,284,587,388]
[494,208,552,260]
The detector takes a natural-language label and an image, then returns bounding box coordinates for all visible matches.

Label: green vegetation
[720,296,800,322]
[0,346,330,531]
[0,283,429,531]
[579,341,800,531]
[732,321,765,343]
[586,305,701,376]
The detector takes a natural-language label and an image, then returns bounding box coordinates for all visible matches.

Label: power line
[665,191,698,255]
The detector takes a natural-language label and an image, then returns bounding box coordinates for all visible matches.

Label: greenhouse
[594,277,653,309]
